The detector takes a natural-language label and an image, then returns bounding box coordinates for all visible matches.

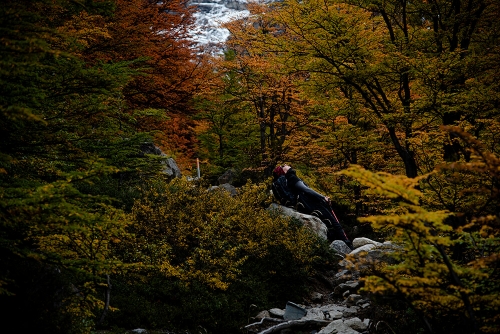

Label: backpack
[272,175,297,207]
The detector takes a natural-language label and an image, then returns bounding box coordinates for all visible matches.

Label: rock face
[267,203,328,240]
[139,143,181,179]
[163,157,182,178]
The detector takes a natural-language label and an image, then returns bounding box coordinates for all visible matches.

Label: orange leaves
[84,0,209,114]
[217,10,315,164]
[157,115,199,171]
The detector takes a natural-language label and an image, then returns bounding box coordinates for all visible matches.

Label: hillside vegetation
[0,0,499,333]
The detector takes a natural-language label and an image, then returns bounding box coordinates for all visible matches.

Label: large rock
[352,237,382,249]
[163,157,182,178]
[268,203,328,240]
[140,143,181,178]
[301,308,343,321]
[345,294,363,307]
[269,308,285,318]
[318,319,360,334]
[333,281,360,295]
[349,243,376,256]
[330,240,352,256]
[344,317,369,331]
[350,241,403,266]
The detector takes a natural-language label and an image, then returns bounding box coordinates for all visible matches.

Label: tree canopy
[1,0,499,333]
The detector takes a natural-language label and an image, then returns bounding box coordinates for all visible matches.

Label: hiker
[272,164,353,249]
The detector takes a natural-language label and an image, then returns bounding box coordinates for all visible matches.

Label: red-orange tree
[82,0,210,169]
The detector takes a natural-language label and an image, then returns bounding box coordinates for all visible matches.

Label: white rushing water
[189,0,249,51]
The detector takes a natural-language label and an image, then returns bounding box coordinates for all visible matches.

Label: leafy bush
[342,129,500,334]
[107,177,335,333]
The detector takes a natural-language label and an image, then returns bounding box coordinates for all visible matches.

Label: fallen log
[244,317,285,331]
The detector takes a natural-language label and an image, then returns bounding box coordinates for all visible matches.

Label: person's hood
[273,166,286,179]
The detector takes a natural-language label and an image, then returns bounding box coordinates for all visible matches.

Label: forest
[0,0,498,333]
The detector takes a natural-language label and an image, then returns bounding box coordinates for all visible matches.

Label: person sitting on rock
[273,164,353,249]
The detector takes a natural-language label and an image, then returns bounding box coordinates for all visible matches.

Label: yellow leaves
[340,161,500,326]
[339,165,426,205]
[359,209,451,237]
[58,11,111,50]
[130,178,324,295]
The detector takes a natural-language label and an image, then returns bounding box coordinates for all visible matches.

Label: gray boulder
[330,240,352,256]
[344,317,368,331]
[219,183,238,196]
[163,157,182,178]
[269,308,285,318]
[318,319,360,334]
[333,281,360,295]
[350,241,403,266]
[345,294,363,307]
[350,243,376,256]
[268,203,328,240]
[352,237,382,249]
[140,143,181,178]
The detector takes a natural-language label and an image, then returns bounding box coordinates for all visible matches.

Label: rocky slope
[243,205,403,334]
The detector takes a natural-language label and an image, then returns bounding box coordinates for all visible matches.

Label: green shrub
[107,177,334,333]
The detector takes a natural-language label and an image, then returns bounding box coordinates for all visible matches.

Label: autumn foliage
[1,0,500,333]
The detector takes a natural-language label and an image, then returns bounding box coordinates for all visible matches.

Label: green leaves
[0,1,171,332]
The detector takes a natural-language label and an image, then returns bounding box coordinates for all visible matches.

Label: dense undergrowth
[105,178,336,333]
